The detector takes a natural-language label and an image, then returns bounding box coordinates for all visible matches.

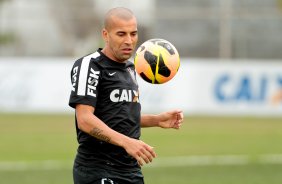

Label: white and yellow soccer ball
[134,38,180,84]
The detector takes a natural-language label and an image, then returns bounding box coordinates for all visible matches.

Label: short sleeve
[69,53,101,109]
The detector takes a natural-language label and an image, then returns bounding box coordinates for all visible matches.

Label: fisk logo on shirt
[71,66,79,91]
[110,89,139,103]
[87,68,100,97]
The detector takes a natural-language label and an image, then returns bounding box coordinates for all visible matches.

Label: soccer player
[69,7,183,184]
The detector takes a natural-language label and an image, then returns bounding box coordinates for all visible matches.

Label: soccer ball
[134,38,180,84]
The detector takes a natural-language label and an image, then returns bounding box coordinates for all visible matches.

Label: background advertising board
[0,58,281,116]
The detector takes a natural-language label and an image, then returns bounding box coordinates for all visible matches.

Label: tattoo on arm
[89,128,111,143]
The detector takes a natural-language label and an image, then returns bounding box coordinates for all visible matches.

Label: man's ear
[102,28,108,43]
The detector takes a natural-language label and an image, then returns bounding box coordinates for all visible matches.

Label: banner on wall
[139,60,282,116]
[0,58,281,116]
[0,58,73,113]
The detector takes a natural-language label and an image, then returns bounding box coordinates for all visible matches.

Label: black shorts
[73,162,144,184]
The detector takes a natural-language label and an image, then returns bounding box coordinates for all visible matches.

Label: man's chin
[119,54,132,62]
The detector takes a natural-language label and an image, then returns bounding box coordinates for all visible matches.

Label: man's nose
[124,35,133,44]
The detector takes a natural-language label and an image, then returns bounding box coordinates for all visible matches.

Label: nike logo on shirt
[109,72,116,76]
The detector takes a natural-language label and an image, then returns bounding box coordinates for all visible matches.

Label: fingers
[138,146,156,166]
[167,110,183,129]
[133,141,156,167]
[175,110,184,129]
[141,145,156,163]
[176,110,184,122]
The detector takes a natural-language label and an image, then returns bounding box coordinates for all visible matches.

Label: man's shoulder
[71,51,105,71]
[75,51,101,64]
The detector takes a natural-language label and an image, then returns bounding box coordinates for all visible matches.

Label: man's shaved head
[101,7,138,63]
[104,7,136,30]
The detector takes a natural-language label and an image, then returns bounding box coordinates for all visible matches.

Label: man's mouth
[122,48,133,54]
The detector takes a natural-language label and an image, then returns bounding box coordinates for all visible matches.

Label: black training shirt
[69,49,141,171]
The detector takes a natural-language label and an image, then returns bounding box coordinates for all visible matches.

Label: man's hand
[158,110,184,129]
[122,138,157,166]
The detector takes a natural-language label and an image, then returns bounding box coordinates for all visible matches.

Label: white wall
[0,58,73,113]
[0,58,282,116]
[139,59,282,116]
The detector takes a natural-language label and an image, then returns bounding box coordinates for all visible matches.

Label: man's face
[103,17,138,63]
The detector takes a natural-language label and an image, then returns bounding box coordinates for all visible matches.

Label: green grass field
[1,113,282,184]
